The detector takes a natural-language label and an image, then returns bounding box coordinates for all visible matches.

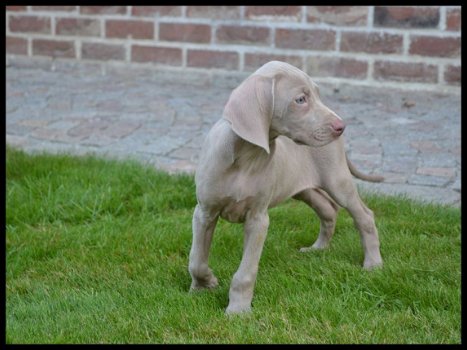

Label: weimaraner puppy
[189,61,383,314]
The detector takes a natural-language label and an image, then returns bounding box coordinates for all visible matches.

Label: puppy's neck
[232,132,276,171]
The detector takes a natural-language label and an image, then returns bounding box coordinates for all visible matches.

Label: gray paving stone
[7,123,38,136]
[31,128,85,144]
[169,147,200,163]
[382,155,418,173]
[80,134,117,147]
[420,155,458,168]
[410,141,442,153]
[68,118,111,137]
[416,167,456,178]
[47,96,72,111]
[18,119,52,128]
[103,120,142,139]
[47,120,81,131]
[348,153,382,169]
[356,181,460,207]
[382,142,418,156]
[6,134,34,148]
[408,174,451,187]
[134,134,186,156]
[451,177,461,192]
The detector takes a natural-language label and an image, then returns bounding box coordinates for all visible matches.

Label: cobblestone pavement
[6,60,461,207]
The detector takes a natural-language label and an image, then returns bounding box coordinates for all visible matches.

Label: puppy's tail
[346,154,384,183]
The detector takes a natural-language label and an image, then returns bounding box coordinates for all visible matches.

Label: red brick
[132,6,181,17]
[217,25,270,45]
[32,39,75,58]
[444,65,460,85]
[6,6,27,11]
[374,6,439,28]
[409,35,460,57]
[56,18,100,37]
[132,45,182,66]
[245,6,301,21]
[106,20,154,39]
[9,15,51,34]
[187,6,240,19]
[276,28,335,50]
[82,42,125,61]
[6,36,28,55]
[446,8,461,31]
[244,53,302,71]
[187,50,238,70]
[307,6,367,26]
[340,32,403,54]
[373,61,437,83]
[80,6,127,15]
[159,23,211,43]
[306,57,368,78]
[32,6,76,12]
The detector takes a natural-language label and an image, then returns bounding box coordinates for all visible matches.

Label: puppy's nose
[331,119,346,135]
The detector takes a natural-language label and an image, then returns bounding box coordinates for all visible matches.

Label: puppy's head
[223,61,344,153]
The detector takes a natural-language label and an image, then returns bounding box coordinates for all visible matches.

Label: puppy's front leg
[226,210,269,314]
[189,204,219,290]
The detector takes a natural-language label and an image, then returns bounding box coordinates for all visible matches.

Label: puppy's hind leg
[189,204,219,290]
[323,180,383,270]
[294,188,339,252]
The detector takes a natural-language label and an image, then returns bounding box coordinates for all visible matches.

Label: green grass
[6,146,461,344]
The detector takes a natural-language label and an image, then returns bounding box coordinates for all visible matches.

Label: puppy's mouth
[294,139,308,146]
[292,134,336,148]
[293,138,325,147]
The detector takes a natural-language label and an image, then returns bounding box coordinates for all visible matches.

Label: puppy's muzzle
[331,119,346,136]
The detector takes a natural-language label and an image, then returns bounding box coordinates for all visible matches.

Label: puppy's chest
[218,196,256,223]
[214,168,272,223]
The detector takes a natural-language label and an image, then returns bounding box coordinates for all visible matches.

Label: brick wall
[6,6,461,92]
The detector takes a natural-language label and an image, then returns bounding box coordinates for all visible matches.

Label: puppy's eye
[295,96,307,105]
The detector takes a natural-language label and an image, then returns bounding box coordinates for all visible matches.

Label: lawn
[6,146,461,344]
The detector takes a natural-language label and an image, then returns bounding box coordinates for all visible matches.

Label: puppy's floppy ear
[223,74,275,154]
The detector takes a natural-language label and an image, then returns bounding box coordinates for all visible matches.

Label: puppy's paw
[190,275,219,291]
[300,241,329,252]
[363,259,383,271]
[299,246,313,253]
[225,303,252,315]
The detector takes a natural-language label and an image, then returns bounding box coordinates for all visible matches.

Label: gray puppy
[189,61,383,314]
